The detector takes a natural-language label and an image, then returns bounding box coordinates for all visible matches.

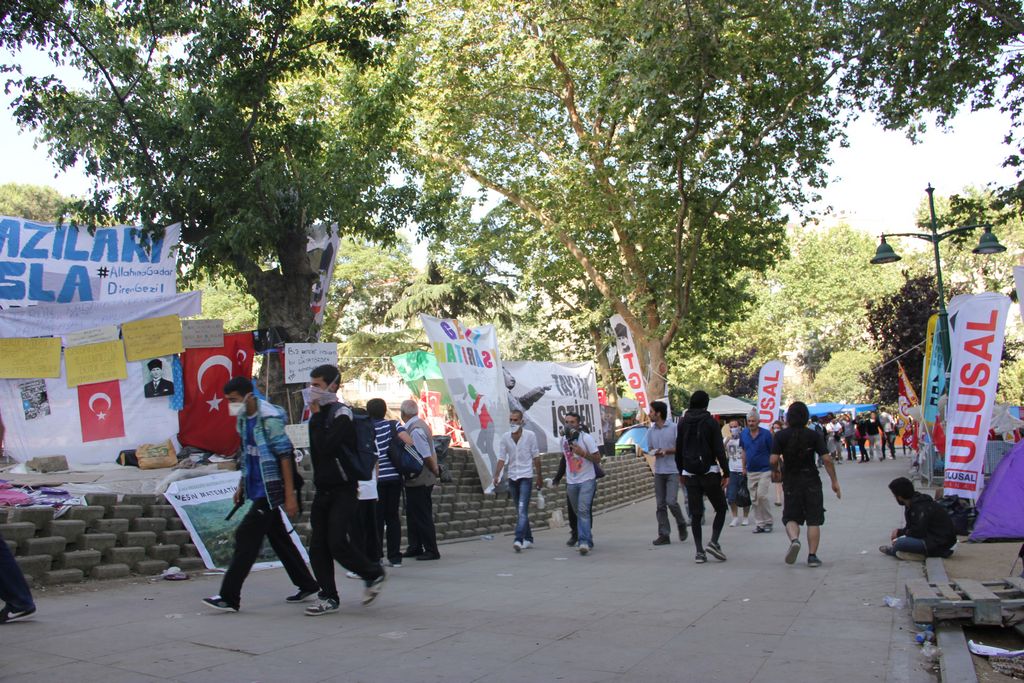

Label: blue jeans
[892,536,928,555]
[566,478,596,548]
[0,530,34,612]
[509,478,534,543]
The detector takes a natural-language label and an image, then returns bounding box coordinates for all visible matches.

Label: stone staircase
[2,447,653,586]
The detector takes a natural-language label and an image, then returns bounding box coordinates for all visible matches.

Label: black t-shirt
[771,427,827,479]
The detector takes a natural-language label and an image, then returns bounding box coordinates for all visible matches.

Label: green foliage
[811,349,880,403]
[197,275,259,333]
[0,183,69,222]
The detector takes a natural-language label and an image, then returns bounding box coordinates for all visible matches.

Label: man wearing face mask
[493,409,542,552]
[203,377,318,612]
[304,365,387,616]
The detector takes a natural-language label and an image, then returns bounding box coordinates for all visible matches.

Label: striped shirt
[374,419,403,482]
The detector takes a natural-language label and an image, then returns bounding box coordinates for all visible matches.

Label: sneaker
[878,545,896,557]
[523,540,534,549]
[202,596,238,612]
[362,572,387,605]
[513,541,523,553]
[785,539,801,565]
[566,536,578,547]
[652,536,670,546]
[741,518,750,527]
[384,559,403,568]
[764,525,773,533]
[753,526,769,534]
[895,551,927,562]
[694,552,707,564]
[285,588,318,603]
[729,518,739,527]
[807,554,822,567]
[402,548,424,558]
[346,571,361,579]
[305,597,340,616]
[706,541,727,561]
[0,604,36,623]
[415,551,441,561]
[578,544,590,556]
[678,525,688,542]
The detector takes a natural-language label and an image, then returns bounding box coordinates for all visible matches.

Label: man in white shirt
[560,411,601,555]
[648,400,687,545]
[493,410,542,552]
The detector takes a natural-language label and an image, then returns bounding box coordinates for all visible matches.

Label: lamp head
[972,226,1006,255]
[871,236,902,265]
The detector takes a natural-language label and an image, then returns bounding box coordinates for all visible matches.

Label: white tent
[707,394,755,416]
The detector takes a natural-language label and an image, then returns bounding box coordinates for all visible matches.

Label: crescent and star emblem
[197,355,233,412]
[88,392,112,421]
[235,348,248,366]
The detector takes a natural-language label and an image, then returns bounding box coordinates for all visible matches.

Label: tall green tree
[0,183,68,222]
[1,1,414,403]
[407,0,858,399]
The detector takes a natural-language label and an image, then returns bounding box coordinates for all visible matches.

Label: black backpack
[678,417,712,475]
[326,404,377,481]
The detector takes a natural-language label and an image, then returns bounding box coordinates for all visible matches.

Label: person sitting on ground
[879,477,957,561]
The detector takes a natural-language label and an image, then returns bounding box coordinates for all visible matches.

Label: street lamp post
[870,184,1006,373]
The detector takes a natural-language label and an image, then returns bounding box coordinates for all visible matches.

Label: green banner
[392,350,451,404]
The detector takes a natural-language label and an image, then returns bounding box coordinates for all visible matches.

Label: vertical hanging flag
[609,314,649,412]
[897,361,920,452]
[178,332,255,455]
[943,293,1011,500]
[77,380,126,442]
[757,361,785,425]
[921,314,945,434]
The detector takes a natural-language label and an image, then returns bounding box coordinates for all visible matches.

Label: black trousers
[309,486,383,601]
[377,481,404,563]
[350,499,381,564]
[685,473,728,553]
[219,498,318,607]
[404,485,439,555]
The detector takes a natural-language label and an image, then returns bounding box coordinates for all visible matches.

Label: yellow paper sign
[65,339,128,388]
[121,315,184,361]
[0,337,63,379]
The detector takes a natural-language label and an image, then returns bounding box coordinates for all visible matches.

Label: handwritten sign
[64,325,120,348]
[284,423,310,449]
[284,343,338,384]
[65,339,128,387]
[0,337,62,378]
[121,314,183,361]
[182,319,225,349]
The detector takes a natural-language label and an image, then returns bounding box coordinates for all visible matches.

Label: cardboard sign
[121,314,183,361]
[283,343,338,384]
[65,339,128,387]
[284,423,310,449]
[182,319,225,349]
[64,325,120,347]
[0,337,62,379]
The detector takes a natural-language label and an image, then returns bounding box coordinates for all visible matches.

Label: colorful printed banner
[0,217,179,308]
[756,360,785,425]
[503,361,604,453]
[0,337,62,378]
[609,314,649,412]
[943,293,1011,500]
[64,339,128,388]
[921,314,944,434]
[122,314,184,361]
[897,361,920,452]
[420,314,509,491]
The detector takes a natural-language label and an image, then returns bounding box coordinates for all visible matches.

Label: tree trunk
[590,327,618,409]
[645,337,669,404]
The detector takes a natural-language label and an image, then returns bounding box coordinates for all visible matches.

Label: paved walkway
[1,457,937,682]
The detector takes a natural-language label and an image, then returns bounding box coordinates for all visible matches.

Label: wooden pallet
[905,576,1024,625]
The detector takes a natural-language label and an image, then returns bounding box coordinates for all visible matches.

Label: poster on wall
[420,314,509,492]
[0,217,180,308]
[163,472,308,571]
[18,379,49,420]
[141,356,176,398]
[502,360,604,453]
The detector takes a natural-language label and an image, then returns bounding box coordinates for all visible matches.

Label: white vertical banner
[1014,266,1024,321]
[419,315,510,492]
[757,360,785,425]
[609,314,649,412]
[943,293,1011,500]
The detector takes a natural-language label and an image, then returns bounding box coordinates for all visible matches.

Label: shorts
[725,471,746,505]
[782,474,825,526]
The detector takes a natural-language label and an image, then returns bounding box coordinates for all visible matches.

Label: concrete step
[18,536,66,557]
[11,506,54,529]
[90,518,130,534]
[147,544,180,562]
[106,505,144,521]
[56,549,102,571]
[80,533,118,553]
[0,522,37,543]
[102,546,146,565]
[85,493,118,508]
[118,531,157,548]
[134,559,169,575]
[15,554,53,578]
[43,568,84,585]
[91,563,131,580]
[159,530,191,546]
[47,519,87,545]
[131,517,167,533]
[64,506,107,525]
[146,505,178,519]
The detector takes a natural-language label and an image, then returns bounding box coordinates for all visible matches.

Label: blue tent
[806,402,877,417]
[616,425,649,453]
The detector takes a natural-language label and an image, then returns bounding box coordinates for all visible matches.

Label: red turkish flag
[177,332,255,455]
[78,380,126,443]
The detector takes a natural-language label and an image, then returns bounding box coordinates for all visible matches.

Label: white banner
[420,314,509,491]
[163,472,309,570]
[284,342,338,384]
[0,217,179,308]
[1014,266,1024,322]
[757,360,785,425]
[307,224,340,328]
[943,293,1011,500]
[609,314,649,412]
[503,360,604,453]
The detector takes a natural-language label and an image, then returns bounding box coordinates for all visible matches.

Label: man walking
[648,400,687,545]
[676,391,729,564]
[493,409,542,552]
[741,409,774,534]
[203,377,319,612]
[304,365,386,616]
[771,402,841,567]
[879,410,897,460]
[401,399,441,561]
[561,411,601,555]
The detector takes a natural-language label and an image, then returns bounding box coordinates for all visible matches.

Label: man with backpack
[675,391,730,564]
[401,399,442,561]
[304,365,386,616]
[202,377,319,612]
